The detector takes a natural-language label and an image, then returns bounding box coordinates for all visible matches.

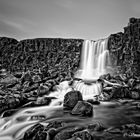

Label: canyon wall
[0,38,83,79]
[0,17,140,78]
[108,17,140,77]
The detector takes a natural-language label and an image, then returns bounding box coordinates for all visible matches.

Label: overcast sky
[0,0,140,40]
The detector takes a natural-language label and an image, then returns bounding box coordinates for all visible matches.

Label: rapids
[0,80,140,140]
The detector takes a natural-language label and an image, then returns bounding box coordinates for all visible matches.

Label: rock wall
[1,17,140,78]
[0,37,83,79]
[108,17,140,77]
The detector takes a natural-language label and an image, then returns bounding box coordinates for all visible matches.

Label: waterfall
[74,38,111,98]
[75,38,110,82]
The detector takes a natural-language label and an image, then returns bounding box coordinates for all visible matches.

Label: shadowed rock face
[108,17,140,77]
[0,37,83,79]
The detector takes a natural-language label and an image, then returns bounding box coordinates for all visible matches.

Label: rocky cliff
[0,37,83,79]
[0,17,140,78]
[108,17,140,77]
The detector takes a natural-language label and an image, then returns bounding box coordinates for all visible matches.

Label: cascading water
[74,38,111,99]
[75,38,110,81]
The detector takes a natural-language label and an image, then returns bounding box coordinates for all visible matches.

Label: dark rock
[54,126,84,140]
[127,78,136,88]
[37,84,49,95]
[99,73,111,81]
[63,91,83,110]
[13,72,23,78]
[34,96,52,106]
[129,91,140,99]
[45,120,65,130]
[133,83,140,91]
[21,71,32,84]
[122,123,140,134]
[108,18,140,77]
[106,127,122,134]
[32,74,42,83]
[72,130,93,140]
[103,87,113,92]
[111,86,130,99]
[0,74,18,85]
[71,101,93,117]
[86,99,100,105]
[87,123,106,131]
[47,128,57,140]
[23,83,39,93]
[1,109,18,117]
[32,131,47,140]
[23,123,44,140]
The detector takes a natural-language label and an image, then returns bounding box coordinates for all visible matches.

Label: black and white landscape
[0,0,140,140]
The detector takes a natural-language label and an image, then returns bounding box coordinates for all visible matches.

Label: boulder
[23,123,45,140]
[129,91,140,99]
[86,99,100,105]
[72,130,93,140]
[32,74,42,83]
[37,84,49,95]
[63,91,83,110]
[71,101,93,117]
[34,96,53,106]
[87,123,106,131]
[54,126,84,140]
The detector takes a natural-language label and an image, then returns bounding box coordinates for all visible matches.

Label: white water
[75,39,110,81]
[74,38,111,97]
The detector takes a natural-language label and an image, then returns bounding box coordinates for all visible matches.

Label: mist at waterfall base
[0,39,139,140]
[74,39,111,99]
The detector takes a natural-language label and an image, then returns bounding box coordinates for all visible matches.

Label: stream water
[0,96,140,139]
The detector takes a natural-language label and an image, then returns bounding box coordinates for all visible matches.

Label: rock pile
[63,90,93,117]
[21,120,140,140]
[99,73,140,100]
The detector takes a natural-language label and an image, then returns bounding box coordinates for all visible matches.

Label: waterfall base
[73,80,102,100]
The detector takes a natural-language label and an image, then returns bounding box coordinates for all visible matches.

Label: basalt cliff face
[0,17,140,78]
[108,17,140,77]
[0,38,83,79]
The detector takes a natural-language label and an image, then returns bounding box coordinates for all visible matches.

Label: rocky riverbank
[0,68,140,139]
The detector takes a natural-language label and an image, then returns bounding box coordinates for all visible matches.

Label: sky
[0,0,140,40]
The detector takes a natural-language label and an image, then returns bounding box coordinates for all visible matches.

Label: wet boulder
[54,126,84,140]
[87,123,106,131]
[63,90,83,110]
[34,96,56,106]
[32,74,42,83]
[111,86,130,99]
[37,84,50,96]
[86,99,100,105]
[45,120,65,130]
[72,130,93,140]
[71,101,93,117]
[129,91,140,99]
[21,71,32,84]
[23,123,46,140]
